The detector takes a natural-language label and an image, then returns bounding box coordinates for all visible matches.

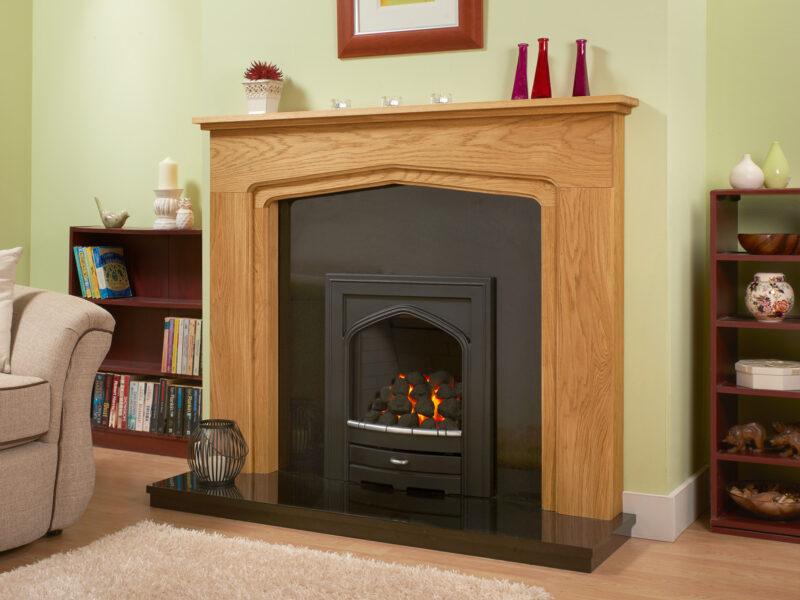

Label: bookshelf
[69,226,202,457]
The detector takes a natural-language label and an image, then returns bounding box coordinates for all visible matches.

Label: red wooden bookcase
[69,226,202,458]
[710,189,800,542]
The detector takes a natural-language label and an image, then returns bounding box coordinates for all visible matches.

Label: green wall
[0,0,32,284]
[26,0,719,495]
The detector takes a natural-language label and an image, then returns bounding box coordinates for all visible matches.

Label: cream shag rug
[0,521,552,599]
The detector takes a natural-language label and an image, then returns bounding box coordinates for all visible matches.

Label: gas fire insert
[324,274,494,497]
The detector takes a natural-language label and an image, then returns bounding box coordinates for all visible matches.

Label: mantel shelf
[193,95,639,130]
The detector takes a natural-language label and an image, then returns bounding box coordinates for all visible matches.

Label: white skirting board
[622,467,709,542]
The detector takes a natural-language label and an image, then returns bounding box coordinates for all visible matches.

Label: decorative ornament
[176,198,194,230]
[511,43,529,100]
[93,196,129,229]
[572,39,590,97]
[531,38,552,99]
[729,154,764,189]
[762,141,791,188]
[744,272,794,322]
[242,60,284,115]
[187,419,249,487]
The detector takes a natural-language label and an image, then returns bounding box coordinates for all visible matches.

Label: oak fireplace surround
[197,96,638,521]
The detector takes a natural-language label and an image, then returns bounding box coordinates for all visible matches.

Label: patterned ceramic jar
[745,272,794,322]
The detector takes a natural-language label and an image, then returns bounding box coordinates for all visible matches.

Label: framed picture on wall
[337,0,483,58]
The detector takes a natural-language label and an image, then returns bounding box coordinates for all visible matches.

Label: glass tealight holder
[331,98,351,109]
[430,93,453,104]
[381,96,402,107]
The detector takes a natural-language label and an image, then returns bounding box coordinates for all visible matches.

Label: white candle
[158,157,178,189]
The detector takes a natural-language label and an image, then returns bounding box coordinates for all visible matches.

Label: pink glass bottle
[511,43,529,100]
[531,38,551,99]
[572,39,590,97]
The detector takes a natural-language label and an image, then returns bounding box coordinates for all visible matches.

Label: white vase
[729,154,764,189]
[242,79,283,114]
[176,198,194,230]
[745,272,794,322]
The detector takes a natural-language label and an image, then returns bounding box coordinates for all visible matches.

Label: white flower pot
[242,79,283,114]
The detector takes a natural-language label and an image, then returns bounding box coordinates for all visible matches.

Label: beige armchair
[0,285,114,552]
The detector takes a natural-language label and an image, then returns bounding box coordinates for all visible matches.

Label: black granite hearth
[147,470,634,572]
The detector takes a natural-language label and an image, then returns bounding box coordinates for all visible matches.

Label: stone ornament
[745,272,794,322]
[176,198,194,230]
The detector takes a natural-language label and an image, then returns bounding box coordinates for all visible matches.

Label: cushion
[0,247,22,373]
[0,373,50,446]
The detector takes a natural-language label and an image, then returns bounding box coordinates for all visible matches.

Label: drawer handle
[389,457,409,466]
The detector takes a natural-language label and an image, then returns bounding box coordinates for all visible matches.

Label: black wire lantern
[187,419,249,487]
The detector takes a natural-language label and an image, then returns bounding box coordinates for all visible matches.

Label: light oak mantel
[197,95,637,520]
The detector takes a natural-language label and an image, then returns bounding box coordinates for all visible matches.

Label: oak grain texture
[0,448,796,600]
[209,192,254,472]
[203,97,633,519]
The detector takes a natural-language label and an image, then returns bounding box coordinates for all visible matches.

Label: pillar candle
[158,157,178,189]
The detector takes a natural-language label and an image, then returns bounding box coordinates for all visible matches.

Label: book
[127,379,139,430]
[91,247,109,299]
[176,386,185,435]
[167,385,177,434]
[176,318,185,374]
[101,373,112,427]
[161,318,170,372]
[85,247,101,299]
[73,247,87,298]
[150,382,162,433]
[143,382,154,432]
[76,247,93,298]
[136,381,147,431]
[118,374,130,430]
[186,319,195,376]
[183,386,192,435]
[171,318,180,374]
[91,373,105,425]
[158,380,170,434]
[95,247,132,298]
[109,375,120,428]
[193,320,202,376]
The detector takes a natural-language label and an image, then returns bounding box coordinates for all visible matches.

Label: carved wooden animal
[771,430,800,459]
[772,421,800,434]
[722,422,767,453]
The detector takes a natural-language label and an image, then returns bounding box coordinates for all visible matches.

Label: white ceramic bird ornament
[94,196,130,228]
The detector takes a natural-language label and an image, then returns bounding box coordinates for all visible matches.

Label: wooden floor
[1,448,797,598]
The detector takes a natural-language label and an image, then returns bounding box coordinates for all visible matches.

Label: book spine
[158,380,169,434]
[109,375,120,428]
[126,378,138,430]
[73,247,87,298]
[77,247,93,298]
[193,388,201,431]
[167,385,177,434]
[166,318,175,373]
[119,375,130,430]
[149,383,159,433]
[177,318,185,374]
[176,387,185,436]
[101,373,112,427]
[161,318,170,372]
[143,382,154,432]
[136,382,146,431]
[186,319,195,376]
[183,386,192,436]
[171,318,179,374]
[86,247,101,299]
[193,319,202,376]
[91,373,104,425]
[91,246,109,299]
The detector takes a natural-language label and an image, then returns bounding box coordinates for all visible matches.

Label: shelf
[711,512,800,542]
[716,316,800,330]
[715,451,800,468]
[82,296,201,310]
[712,188,800,197]
[100,359,202,381]
[716,382,800,399]
[716,253,800,262]
[71,226,201,236]
[92,426,189,458]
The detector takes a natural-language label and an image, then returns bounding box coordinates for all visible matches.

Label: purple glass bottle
[511,43,529,100]
[572,39,590,97]
[531,38,551,99]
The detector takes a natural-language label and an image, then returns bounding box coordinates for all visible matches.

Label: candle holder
[187,419,249,487]
[430,93,453,104]
[153,188,182,230]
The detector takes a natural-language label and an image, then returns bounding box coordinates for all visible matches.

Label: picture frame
[337,0,483,59]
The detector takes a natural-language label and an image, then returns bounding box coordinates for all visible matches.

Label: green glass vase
[763,141,791,188]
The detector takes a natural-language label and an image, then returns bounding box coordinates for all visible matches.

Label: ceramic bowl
[738,233,800,255]
[727,481,800,520]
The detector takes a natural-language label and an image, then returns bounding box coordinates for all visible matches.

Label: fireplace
[325,273,494,497]
[197,96,637,521]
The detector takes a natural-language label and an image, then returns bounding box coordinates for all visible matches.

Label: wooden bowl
[727,481,800,520]
[738,233,800,255]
